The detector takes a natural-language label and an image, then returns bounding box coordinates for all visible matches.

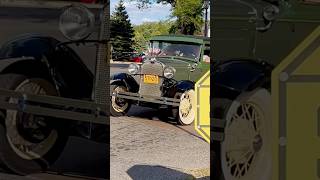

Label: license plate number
[143,75,159,84]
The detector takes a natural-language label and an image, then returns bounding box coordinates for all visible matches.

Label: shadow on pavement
[127,165,194,180]
[49,137,108,179]
[0,137,108,180]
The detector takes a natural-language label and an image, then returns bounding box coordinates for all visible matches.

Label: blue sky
[110,0,172,25]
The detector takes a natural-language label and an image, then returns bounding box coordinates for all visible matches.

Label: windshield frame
[148,40,203,62]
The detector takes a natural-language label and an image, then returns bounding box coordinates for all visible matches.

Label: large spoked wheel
[173,90,195,126]
[110,82,131,117]
[0,74,68,175]
[214,88,272,180]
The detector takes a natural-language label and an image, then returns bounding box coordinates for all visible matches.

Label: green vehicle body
[211,0,320,180]
[213,0,320,65]
[148,35,210,82]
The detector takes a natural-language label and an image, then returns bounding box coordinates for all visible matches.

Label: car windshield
[148,41,201,61]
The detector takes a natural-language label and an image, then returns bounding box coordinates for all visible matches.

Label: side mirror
[256,5,279,32]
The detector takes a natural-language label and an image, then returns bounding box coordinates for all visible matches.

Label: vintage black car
[110,35,210,125]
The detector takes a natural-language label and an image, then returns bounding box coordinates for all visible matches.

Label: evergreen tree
[111,0,135,56]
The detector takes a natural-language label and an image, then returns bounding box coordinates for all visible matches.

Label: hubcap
[178,90,195,125]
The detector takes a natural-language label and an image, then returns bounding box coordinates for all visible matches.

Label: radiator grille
[138,60,164,97]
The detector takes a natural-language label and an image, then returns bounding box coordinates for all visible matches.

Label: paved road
[110,65,210,180]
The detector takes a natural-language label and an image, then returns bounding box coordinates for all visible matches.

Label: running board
[111,91,180,106]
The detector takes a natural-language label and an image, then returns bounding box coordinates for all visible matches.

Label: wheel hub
[17,113,52,144]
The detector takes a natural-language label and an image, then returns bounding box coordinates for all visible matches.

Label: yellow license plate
[143,75,159,84]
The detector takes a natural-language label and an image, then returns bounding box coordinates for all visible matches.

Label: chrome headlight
[163,66,176,79]
[59,4,95,41]
[128,63,140,74]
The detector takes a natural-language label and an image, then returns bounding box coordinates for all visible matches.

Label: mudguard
[211,59,273,142]
[111,72,139,93]
[167,80,194,97]
[212,59,273,100]
[0,34,93,99]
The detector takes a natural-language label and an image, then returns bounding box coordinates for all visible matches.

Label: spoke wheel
[176,90,195,125]
[110,83,131,116]
[219,89,272,180]
[6,79,58,160]
[0,74,68,175]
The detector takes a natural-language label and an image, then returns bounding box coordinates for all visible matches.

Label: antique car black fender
[212,59,273,100]
[211,58,273,138]
[0,35,106,141]
[166,80,194,98]
[0,34,93,99]
[110,72,139,93]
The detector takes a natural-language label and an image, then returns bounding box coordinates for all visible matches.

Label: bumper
[111,91,180,106]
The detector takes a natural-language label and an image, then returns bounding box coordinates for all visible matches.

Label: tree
[130,0,176,8]
[130,0,205,35]
[133,20,174,52]
[169,0,203,35]
[111,0,135,55]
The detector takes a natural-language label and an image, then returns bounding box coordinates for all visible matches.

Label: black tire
[0,74,68,175]
[172,90,196,126]
[212,88,272,180]
[110,82,131,117]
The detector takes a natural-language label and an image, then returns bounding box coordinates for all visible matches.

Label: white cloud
[111,0,172,25]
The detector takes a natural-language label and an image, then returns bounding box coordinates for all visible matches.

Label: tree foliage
[111,0,135,54]
[133,21,173,52]
[129,0,205,35]
[170,0,204,35]
[129,0,176,8]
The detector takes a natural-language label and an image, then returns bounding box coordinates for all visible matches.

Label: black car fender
[212,59,273,100]
[0,34,93,99]
[110,72,139,93]
[166,80,194,98]
[211,59,273,141]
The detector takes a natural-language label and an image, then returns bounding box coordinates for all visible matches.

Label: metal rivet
[279,137,287,146]
[279,72,289,82]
